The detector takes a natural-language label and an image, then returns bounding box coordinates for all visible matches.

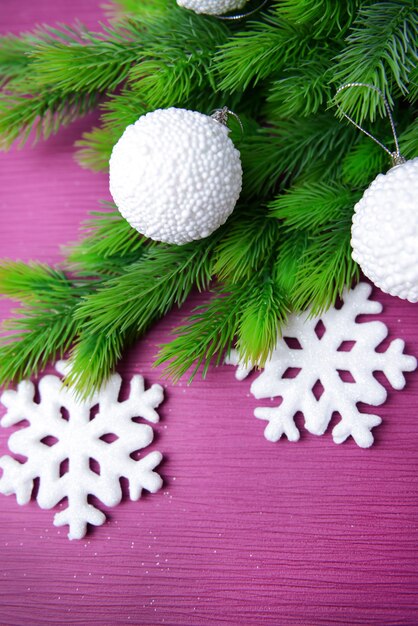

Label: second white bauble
[109,108,242,245]
[176,0,249,15]
[351,157,418,303]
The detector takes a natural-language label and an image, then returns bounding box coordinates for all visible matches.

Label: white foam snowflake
[226,283,416,448]
[0,362,164,539]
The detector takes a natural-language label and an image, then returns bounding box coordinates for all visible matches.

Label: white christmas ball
[176,0,249,15]
[109,108,242,245]
[351,157,418,302]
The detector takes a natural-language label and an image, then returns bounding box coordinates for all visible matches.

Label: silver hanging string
[216,0,269,21]
[334,82,405,167]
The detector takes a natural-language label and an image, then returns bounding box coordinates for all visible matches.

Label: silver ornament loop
[390,152,407,167]
[211,106,244,135]
[216,0,269,20]
[334,82,404,167]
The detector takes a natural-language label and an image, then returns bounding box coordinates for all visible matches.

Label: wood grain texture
[1,3,418,625]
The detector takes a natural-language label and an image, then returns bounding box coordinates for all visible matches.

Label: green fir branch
[0,35,36,86]
[266,57,335,118]
[65,204,148,276]
[155,287,244,382]
[215,14,313,93]
[235,263,289,366]
[292,226,360,315]
[407,63,418,102]
[75,125,119,171]
[0,262,98,385]
[277,0,362,34]
[103,0,168,21]
[269,180,361,232]
[341,138,388,187]
[398,118,418,158]
[5,20,152,95]
[241,112,356,196]
[274,230,308,295]
[0,0,416,391]
[333,1,418,121]
[27,37,141,94]
[126,10,228,109]
[157,259,289,381]
[212,205,279,282]
[66,237,219,394]
[0,91,97,148]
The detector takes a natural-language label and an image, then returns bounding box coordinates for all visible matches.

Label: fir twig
[0,0,416,392]
[341,139,388,187]
[156,259,289,381]
[277,0,362,34]
[66,237,220,395]
[0,91,97,148]
[0,34,37,86]
[212,205,279,282]
[215,14,312,93]
[103,0,168,22]
[0,262,98,385]
[126,10,228,109]
[333,1,418,121]
[293,227,360,315]
[65,204,148,276]
[269,180,361,232]
[241,113,356,196]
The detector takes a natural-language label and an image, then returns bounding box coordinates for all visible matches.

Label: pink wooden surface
[1,3,418,625]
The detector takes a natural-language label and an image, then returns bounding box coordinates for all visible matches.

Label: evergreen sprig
[66,235,221,394]
[0,0,417,395]
[156,267,289,381]
[333,1,418,121]
[241,113,356,196]
[215,13,313,93]
[0,91,98,148]
[0,263,98,385]
[65,204,148,276]
[0,34,37,86]
[293,227,360,314]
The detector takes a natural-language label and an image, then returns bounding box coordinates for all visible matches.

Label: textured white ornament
[226,283,416,448]
[351,157,418,302]
[0,362,164,539]
[109,107,242,245]
[176,0,249,15]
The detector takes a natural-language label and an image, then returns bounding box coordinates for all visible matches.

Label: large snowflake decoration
[0,362,164,539]
[226,283,416,448]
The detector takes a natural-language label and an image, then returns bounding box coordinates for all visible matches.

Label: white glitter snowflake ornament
[109,107,242,245]
[227,283,416,448]
[0,362,164,539]
[176,0,249,15]
[351,157,418,302]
